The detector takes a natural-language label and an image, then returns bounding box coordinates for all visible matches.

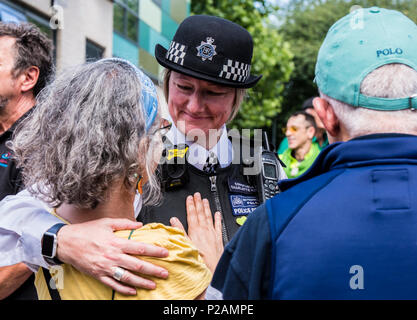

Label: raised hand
[170,193,223,273]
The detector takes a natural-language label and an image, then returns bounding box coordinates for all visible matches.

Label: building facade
[0,0,189,82]
[0,0,113,70]
[113,0,190,81]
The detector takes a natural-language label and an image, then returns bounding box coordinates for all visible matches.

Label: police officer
[0,15,285,296]
[139,15,286,244]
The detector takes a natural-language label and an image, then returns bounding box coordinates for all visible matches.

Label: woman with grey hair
[0,15,284,296]
[8,58,217,299]
[13,58,162,210]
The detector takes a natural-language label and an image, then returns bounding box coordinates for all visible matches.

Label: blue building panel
[113,0,188,75]
[113,32,139,66]
[149,27,170,56]
[161,11,178,41]
[139,20,151,52]
[161,0,171,14]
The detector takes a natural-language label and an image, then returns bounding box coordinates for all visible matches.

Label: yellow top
[35,221,212,300]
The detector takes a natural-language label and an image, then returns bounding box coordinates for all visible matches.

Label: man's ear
[306,126,316,140]
[19,66,40,94]
[313,97,340,138]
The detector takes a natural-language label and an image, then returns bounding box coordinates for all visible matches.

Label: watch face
[42,233,56,257]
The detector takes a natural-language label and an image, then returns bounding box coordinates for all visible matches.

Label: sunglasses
[282,125,311,134]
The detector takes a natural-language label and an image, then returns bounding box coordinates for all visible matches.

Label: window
[0,1,52,39]
[113,0,139,44]
[122,0,139,12]
[86,39,104,62]
[0,1,25,23]
[0,0,56,62]
[26,12,53,40]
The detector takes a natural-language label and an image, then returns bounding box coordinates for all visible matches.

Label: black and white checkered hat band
[219,59,251,83]
[166,41,187,66]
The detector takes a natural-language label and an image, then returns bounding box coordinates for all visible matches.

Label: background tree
[192,0,294,132]
[275,0,417,146]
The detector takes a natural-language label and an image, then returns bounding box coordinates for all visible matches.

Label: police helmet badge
[196,37,217,61]
[155,15,263,88]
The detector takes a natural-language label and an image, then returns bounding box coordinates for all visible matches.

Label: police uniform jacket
[139,124,283,244]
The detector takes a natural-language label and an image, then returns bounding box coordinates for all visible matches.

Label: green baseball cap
[315,7,417,111]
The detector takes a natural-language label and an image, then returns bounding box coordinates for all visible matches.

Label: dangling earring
[134,173,143,194]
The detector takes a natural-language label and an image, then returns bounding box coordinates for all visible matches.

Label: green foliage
[276,0,417,142]
[191,0,294,129]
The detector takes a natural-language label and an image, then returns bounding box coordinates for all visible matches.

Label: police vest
[139,137,262,244]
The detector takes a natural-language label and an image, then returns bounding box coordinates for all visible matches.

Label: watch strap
[42,223,66,265]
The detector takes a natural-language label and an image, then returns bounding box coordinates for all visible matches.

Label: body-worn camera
[160,138,189,191]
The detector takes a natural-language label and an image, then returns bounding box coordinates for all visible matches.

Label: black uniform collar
[0,106,36,139]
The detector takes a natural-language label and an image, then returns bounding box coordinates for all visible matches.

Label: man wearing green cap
[209,7,417,299]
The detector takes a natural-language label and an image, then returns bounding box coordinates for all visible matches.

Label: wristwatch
[41,223,67,265]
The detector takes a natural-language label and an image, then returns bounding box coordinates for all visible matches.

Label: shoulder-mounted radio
[241,131,284,203]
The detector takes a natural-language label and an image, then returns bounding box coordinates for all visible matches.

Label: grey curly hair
[0,22,54,96]
[10,59,162,209]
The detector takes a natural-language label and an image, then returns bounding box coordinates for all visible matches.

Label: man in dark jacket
[210,7,417,299]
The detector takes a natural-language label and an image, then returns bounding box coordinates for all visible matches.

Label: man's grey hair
[320,64,417,138]
[10,59,162,209]
[0,22,54,96]
[162,69,246,122]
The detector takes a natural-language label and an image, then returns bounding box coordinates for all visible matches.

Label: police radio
[256,132,282,203]
[160,136,189,191]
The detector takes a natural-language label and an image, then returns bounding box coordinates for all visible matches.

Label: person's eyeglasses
[282,125,311,134]
[152,120,172,137]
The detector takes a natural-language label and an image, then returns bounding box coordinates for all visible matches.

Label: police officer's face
[168,71,235,138]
